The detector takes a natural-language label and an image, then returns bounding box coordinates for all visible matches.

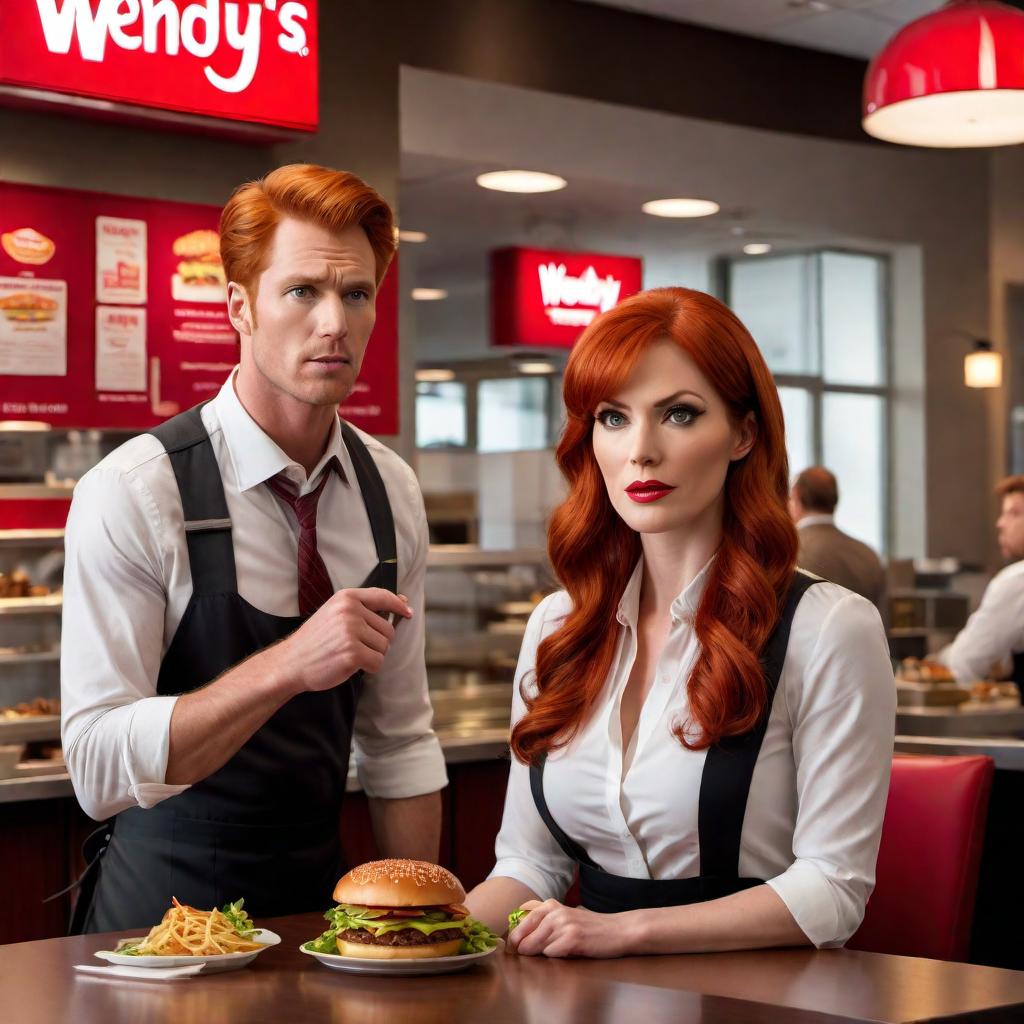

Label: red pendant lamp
[863,0,1024,147]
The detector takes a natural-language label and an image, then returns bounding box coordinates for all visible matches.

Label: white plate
[94,928,280,974]
[299,941,498,976]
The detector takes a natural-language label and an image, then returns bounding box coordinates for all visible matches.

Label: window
[416,380,467,448]
[478,377,549,453]
[726,249,889,553]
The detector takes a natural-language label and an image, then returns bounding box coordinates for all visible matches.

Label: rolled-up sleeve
[765,593,896,948]
[488,593,576,901]
[351,467,447,799]
[61,467,189,821]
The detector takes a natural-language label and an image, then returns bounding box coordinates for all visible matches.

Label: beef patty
[339,927,464,947]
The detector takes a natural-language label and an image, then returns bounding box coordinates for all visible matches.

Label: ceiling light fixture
[864,1,1024,147]
[642,198,720,218]
[517,361,557,375]
[416,368,456,383]
[964,338,1002,388]
[398,229,428,243]
[476,170,567,194]
[411,288,448,301]
[743,243,773,255]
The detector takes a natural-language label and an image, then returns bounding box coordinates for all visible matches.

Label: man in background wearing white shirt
[61,164,447,932]
[937,475,1024,690]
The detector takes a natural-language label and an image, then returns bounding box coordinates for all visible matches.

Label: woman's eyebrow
[602,390,705,410]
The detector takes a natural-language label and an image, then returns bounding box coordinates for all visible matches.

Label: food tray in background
[896,682,971,707]
[0,714,61,743]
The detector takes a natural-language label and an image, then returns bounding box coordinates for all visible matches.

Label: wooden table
[3,913,1024,1024]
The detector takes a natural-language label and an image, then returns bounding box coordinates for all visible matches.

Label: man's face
[996,492,1024,560]
[230,216,377,408]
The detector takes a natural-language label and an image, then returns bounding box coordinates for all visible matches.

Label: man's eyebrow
[601,390,705,409]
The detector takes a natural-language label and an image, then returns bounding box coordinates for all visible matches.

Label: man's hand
[270,587,413,693]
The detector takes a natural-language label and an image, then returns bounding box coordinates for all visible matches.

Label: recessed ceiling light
[517,361,557,375]
[411,288,448,301]
[416,368,456,382]
[476,170,567,194]
[743,243,773,255]
[642,198,720,218]
[398,229,428,243]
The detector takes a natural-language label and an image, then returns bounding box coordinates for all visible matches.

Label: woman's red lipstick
[625,480,675,503]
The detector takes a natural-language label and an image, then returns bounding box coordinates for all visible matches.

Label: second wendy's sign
[490,247,644,349]
[0,0,319,136]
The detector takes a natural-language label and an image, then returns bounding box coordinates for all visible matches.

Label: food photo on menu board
[0,276,67,378]
[171,229,227,303]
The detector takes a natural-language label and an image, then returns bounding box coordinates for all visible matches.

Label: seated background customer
[789,466,886,612]
[936,475,1024,689]
[465,287,895,958]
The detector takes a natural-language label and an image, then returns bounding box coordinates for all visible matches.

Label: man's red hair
[511,287,798,763]
[219,163,395,304]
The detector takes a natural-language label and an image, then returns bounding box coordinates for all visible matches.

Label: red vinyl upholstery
[847,754,994,961]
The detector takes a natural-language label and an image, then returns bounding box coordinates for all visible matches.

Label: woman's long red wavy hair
[510,287,798,764]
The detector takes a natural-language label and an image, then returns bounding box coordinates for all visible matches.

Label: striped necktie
[266,464,336,616]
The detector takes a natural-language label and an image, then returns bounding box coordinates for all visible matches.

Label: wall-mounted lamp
[964,338,1003,388]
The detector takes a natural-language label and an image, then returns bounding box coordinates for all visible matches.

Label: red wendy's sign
[491,246,644,349]
[0,0,318,135]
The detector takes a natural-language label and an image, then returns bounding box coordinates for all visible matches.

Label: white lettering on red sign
[34,0,309,94]
[537,262,622,327]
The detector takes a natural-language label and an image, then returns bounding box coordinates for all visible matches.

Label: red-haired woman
[465,287,895,956]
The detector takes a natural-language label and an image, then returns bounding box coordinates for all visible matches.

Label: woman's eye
[596,409,626,428]
[667,405,700,425]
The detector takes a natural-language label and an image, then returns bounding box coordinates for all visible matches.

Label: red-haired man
[936,475,1024,690]
[61,165,446,932]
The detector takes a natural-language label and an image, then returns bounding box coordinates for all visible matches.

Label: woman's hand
[507,899,637,959]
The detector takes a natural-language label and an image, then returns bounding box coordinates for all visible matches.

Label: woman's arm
[465,876,540,936]
[508,884,806,958]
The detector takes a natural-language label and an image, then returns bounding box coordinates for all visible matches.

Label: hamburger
[305,859,497,960]
[0,291,58,322]
[171,229,226,302]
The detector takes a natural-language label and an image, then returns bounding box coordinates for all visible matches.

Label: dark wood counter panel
[2,914,1024,1024]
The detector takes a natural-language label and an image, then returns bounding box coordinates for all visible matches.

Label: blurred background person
[789,466,885,612]
[935,476,1024,689]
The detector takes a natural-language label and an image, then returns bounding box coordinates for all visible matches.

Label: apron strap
[529,754,600,868]
[697,569,821,878]
[339,420,399,595]
[148,403,237,595]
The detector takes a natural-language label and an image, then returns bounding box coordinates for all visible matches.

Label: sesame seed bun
[333,859,466,908]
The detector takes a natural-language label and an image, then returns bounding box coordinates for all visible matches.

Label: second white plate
[299,941,497,976]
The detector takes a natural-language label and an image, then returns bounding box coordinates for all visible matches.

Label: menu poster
[0,181,400,436]
[96,216,147,305]
[0,276,67,377]
[0,180,238,428]
[96,306,146,393]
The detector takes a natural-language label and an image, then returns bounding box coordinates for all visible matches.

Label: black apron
[1011,653,1024,698]
[73,404,397,934]
[530,570,820,914]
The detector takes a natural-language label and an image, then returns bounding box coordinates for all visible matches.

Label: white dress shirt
[489,558,896,949]
[61,370,447,822]
[796,514,836,530]
[937,560,1024,683]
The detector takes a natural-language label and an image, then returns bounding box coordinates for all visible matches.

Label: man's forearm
[166,643,299,785]
[367,790,443,861]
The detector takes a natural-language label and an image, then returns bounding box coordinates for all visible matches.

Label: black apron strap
[339,420,398,595]
[148,403,237,595]
[530,754,600,869]
[697,570,821,878]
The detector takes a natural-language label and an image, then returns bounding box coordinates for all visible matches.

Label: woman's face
[591,338,755,537]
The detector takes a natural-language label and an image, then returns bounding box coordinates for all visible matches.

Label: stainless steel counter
[895,734,1024,771]
[895,700,1024,737]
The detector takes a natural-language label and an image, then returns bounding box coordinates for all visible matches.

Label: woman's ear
[731,411,758,462]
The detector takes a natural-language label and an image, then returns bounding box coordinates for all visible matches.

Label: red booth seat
[848,754,994,962]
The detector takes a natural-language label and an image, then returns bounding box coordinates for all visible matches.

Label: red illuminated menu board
[0,1,319,136]
[0,180,399,436]
[491,246,644,349]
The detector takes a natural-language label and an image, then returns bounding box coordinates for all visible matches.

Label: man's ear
[731,411,758,462]
[227,282,253,337]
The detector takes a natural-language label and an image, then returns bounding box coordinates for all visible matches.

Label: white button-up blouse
[488,557,896,948]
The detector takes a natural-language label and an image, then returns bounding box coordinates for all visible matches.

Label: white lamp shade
[964,349,1002,388]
